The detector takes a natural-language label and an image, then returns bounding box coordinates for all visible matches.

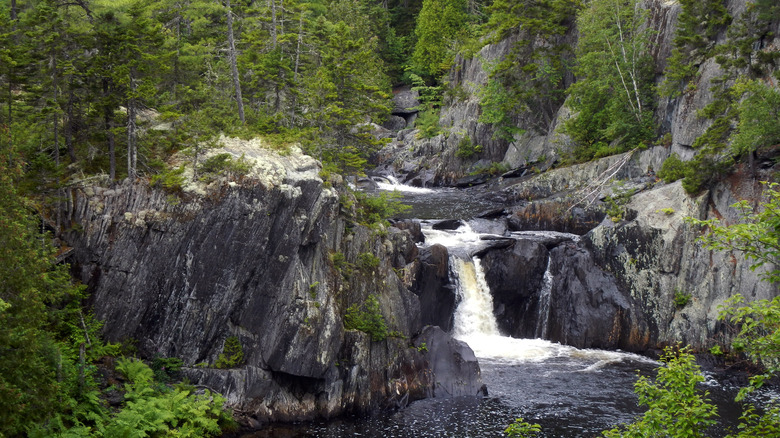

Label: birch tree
[564,0,655,161]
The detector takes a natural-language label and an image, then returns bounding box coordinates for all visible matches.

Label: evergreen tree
[564,0,655,161]
[0,143,85,436]
[303,0,392,173]
[410,0,468,80]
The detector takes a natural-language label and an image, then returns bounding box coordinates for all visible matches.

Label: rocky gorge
[57,0,780,430]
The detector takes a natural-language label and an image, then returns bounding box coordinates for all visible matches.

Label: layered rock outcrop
[63,139,484,425]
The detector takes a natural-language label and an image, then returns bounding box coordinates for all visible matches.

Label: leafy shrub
[658,153,687,183]
[357,252,380,273]
[415,109,441,139]
[455,136,483,159]
[215,336,245,369]
[355,191,410,225]
[150,165,186,192]
[198,153,252,181]
[673,290,691,308]
[470,162,510,176]
[730,79,780,158]
[505,417,542,437]
[107,358,232,437]
[151,355,184,383]
[660,0,731,97]
[344,295,388,342]
[478,78,526,142]
[604,189,635,222]
[602,346,717,437]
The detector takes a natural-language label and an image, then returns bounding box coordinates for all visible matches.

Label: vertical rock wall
[63,142,484,425]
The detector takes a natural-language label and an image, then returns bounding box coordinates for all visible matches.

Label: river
[240,180,748,437]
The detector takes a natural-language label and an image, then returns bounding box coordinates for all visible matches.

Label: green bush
[103,358,232,437]
[455,136,483,159]
[357,252,380,273]
[344,295,388,342]
[150,165,186,192]
[198,153,252,181]
[673,290,691,308]
[603,346,717,437]
[355,191,410,225]
[657,153,687,183]
[505,417,542,437]
[215,336,245,369]
[415,108,441,139]
[151,355,184,383]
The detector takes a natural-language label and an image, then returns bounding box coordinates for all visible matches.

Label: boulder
[413,326,487,398]
[392,86,421,115]
[383,115,407,132]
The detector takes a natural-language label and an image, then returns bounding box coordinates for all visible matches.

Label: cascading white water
[534,258,554,339]
[451,257,500,338]
[374,175,435,194]
[422,222,657,366]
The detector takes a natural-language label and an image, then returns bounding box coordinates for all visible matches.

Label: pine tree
[410,0,468,80]
[302,0,392,172]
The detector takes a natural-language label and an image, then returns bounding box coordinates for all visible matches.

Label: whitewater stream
[243,179,747,437]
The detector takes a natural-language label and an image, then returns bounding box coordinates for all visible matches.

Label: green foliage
[410,0,469,80]
[355,191,411,225]
[730,79,780,158]
[657,153,687,183]
[344,294,388,342]
[478,0,579,137]
[468,161,511,177]
[673,290,691,308]
[152,355,184,383]
[505,417,542,437]
[455,136,483,159]
[309,281,320,300]
[330,251,354,278]
[602,346,718,438]
[416,342,428,353]
[414,109,442,139]
[198,153,252,181]
[604,189,635,223]
[564,0,655,162]
[410,72,443,139]
[719,294,780,376]
[215,336,245,369]
[660,0,731,96]
[106,357,232,437]
[0,145,98,436]
[687,182,780,284]
[150,165,187,192]
[357,252,381,273]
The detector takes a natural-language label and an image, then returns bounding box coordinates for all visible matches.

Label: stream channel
[244,179,747,437]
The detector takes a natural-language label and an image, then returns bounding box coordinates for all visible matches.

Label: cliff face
[469,153,778,353]
[375,0,779,185]
[366,0,780,354]
[64,140,484,425]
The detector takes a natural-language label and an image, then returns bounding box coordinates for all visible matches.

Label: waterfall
[534,258,554,339]
[418,222,657,366]
[451,257,500,338]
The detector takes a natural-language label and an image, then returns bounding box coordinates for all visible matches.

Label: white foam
[375,175,435,194]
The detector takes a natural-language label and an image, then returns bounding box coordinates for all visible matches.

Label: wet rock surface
[480,240,549,338]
